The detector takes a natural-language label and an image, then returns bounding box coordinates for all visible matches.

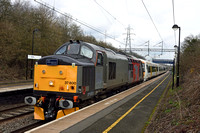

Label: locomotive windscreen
[67,44,80,54]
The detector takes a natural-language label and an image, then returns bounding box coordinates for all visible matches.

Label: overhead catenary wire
[98,6,113,25]
[135,41,149,46]
[141,0,163,42]
[35,0,111,38]
[34,0,126,45]
[153,41,162,47]
[93,0,125,28]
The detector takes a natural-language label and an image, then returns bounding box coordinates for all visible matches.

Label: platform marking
[103,74,170,133]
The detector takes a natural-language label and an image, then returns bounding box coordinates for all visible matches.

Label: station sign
[28,55,42,60]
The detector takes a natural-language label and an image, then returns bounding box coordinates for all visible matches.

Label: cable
[34,0,126,45]
[94,0,125,28]
[135,41,149,46]
[153,41,162,47]
[98,6,113,25]
[141,0,163,42]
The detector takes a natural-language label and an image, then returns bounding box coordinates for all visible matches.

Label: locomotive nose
[24,96,37,105]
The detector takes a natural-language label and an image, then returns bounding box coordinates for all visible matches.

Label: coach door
[95,51,104,89]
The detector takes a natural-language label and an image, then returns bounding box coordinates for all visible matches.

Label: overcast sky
[29,0,200,60]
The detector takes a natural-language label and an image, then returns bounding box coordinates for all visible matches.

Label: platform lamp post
[172,57,175,89]
[30,29,39,79]
[172,45,177,89]
[172,24,181,87]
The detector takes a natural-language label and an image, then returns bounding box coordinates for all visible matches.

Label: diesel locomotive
[25,40,167,120]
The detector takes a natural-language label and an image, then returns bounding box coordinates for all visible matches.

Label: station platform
[26,72,171,133]
[0,83,33,93]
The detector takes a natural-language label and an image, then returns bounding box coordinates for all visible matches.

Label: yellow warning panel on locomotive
[34,65,77,93]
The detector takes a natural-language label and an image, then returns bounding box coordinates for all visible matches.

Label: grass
[165,109,172,113]
[171,119,179,126]
[184,119,194,125]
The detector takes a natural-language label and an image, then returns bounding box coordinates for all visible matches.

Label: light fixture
[172,24,179,31]
[49,81,54,86]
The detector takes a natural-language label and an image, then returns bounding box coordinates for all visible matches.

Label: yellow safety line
[103,74,170,133]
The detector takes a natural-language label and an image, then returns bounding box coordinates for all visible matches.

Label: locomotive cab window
[96,53,103,66]
[80,45,93,58]
[67,43,80,55]
[55,45,67,55]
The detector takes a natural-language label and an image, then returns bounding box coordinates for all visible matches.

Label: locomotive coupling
[24,96,37,105]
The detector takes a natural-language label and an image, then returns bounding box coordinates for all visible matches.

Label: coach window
[142,63,145,72]
[152,66,156,72]
[129,64,133,70]
[80,45,93,58]
[148,66,151,73]
[96,53,103,66]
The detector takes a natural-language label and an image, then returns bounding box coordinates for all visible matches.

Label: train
[24,40,167,120]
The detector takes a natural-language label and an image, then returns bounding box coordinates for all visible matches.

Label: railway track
[11,120,47,133]
[0,105,34,122]
[0,84,47,132]
[0,104,47,132]
[0,104,49,133]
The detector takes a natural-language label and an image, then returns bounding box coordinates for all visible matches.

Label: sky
[26,0,200,60]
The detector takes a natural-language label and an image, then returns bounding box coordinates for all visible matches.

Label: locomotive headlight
[49,81,54,86]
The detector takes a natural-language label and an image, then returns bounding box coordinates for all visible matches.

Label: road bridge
[152,59,174,64]
[120,48,175,52]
